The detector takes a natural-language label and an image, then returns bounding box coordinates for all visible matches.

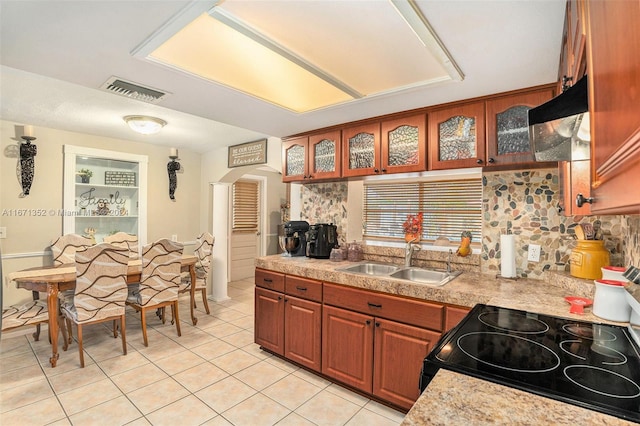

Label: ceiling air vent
[100,77,170,104]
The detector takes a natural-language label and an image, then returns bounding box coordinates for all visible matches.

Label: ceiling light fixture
[123,115,167,135]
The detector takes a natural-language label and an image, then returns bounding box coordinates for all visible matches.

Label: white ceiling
[0,0,566,154]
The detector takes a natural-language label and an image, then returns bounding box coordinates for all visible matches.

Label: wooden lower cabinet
[373,319,441,410]
[322,305,374,392]
[444,305,471,332]
[285,295,322,371]
[255,273,322,373]
[322,304,440,411]
[255,287,284,354]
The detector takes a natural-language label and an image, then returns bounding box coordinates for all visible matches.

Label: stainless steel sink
[389,268,462,286]
[336,262,462,286]
[337,263,401,276]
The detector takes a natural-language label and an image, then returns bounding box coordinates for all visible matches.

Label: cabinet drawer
[255,268,285,292]
[285,275,322,302]
[323,283,443,331]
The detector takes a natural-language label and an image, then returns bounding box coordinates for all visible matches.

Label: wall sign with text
[228,139,267,168]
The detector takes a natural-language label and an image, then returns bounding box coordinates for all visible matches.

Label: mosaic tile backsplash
[298,169,639,280]
[300,182,348,245]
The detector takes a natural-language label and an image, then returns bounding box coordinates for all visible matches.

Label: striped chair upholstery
[126,238,183,346]
[179,232,214,325]
[50,234,93,266]
[60,243,129,367]
[2,300,48,332]
[103,232,139,259]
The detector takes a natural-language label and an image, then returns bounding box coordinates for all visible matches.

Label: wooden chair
[59,243,129,367]
[103,232,139,259]
[179,232,214,325]
[126,238,183,346]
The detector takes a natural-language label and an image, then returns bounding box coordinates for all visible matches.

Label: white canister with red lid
[601,266,628,281]
[592,279,631,322]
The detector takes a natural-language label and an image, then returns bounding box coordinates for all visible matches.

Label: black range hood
[528,75,591,162]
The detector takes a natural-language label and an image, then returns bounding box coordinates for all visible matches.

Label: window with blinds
[232,179,259,232]
[363,178,482,244]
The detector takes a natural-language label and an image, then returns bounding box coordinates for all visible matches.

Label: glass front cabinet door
[282,131,340,182]
[63,145,148,245]
[342,123,381,177]
[381,114,426,174]
[428,102,486,170]
[485,88,554,167]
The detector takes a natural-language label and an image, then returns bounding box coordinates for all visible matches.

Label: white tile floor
[0,278,406,425]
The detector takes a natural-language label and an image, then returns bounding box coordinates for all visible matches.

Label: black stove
[420,304,640,423]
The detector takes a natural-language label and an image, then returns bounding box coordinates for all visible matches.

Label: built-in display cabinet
[63,145,148,244]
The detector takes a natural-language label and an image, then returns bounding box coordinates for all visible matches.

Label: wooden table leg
[189,264,198,326]
[47,283,60,367]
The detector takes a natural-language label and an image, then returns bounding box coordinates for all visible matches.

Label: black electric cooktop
[421,304,640,423]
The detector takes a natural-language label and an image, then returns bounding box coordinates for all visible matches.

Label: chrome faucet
[405,238,421,267]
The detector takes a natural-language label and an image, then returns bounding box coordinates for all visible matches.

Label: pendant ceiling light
[124,115,167,135]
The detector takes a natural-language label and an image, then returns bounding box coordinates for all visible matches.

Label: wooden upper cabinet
[586,0,640,214]
[282,136,308,182]
[558,160,591,216]
[485,88,555,167]
[282,131,341,183]
[381,114,427,174]
[558,0,587,93]
[342,123,382,177]
[428,102,486,170]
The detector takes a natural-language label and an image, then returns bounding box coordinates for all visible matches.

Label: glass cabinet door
[282,137,308,182]
[63,145,147,245]
[381,114,426,173]
[309,130,341,180]
[485,88,554,166]
[428,102,486,170]
[342,123,381,177]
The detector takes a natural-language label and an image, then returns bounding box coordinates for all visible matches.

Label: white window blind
[232,179,259,232]
[363,178,482,243]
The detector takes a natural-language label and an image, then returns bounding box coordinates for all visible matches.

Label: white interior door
[229,176,264,281]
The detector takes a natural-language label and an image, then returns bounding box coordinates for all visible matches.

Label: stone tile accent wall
[623,215,640,267]
[297,169,637,280]
[300,182,348,244]
[482,169,623,279]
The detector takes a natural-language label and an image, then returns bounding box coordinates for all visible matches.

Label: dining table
[7,254,198,367]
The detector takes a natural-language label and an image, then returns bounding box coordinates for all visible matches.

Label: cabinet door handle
[381,168,387,173]
[366,320,371,325]
[296,286,307,291]
[488,158,495,164]
[374,168,380,173]
[278,296,283,300]
[576,193,594,207]
[367,302,382,309]
[375,322,380,327]
[263,278,273,283]
[308,175,313,179]
[476,159,483,164]
[284,298,288,302]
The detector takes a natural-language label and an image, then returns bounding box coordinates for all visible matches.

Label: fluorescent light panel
[144,0,462,113]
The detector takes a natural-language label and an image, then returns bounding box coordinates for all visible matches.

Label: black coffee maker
[283,221,309,256]
[306,223,338,259]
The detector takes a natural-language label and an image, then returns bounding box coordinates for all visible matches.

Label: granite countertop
[255,254,633,425]
[255,254,612,323]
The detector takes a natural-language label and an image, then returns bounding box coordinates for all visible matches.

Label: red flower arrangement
[402,212,423,235]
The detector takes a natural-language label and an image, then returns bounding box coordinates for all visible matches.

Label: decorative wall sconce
[20,125,37,196]
[167,148,180,200]
[123,115,167,135]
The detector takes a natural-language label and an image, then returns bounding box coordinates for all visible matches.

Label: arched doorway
[209,165,286,301]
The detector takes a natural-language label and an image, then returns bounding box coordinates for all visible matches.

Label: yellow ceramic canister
[570,240,610,280]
